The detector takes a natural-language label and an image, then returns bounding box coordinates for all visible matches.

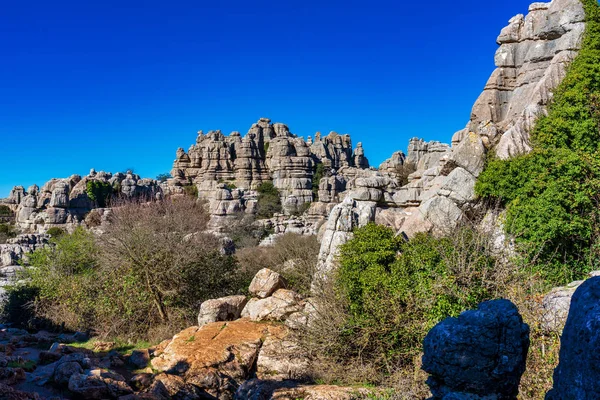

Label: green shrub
[156,173,172,183]
[311,223,506,374]
[86,181,114,208]
[46,227,66,237]
[5,198,249,340]
[0,223,17,243]
[0,205,12,216]
[183,184,198,198]
[312,162,325,200]
[475,0,600,285]
[256,182,282,218]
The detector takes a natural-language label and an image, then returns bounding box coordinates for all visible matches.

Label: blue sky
[0,0,534,197]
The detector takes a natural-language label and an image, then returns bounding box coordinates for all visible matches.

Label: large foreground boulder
[422,299,529,400]
[546,276,600,399]
[151,320,285,398]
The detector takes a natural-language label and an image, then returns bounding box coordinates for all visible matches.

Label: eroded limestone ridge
[467,0,585,158]
[168,118,371,211]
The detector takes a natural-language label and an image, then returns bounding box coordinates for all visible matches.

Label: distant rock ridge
[168,118,370,214]
[1,170,161,233]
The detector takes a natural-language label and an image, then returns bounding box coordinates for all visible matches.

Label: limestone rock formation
[197,295,249,328]
[150,320,286,398]
[7,171,161,233]
[236,380,379,400]
[310,0,585,285]
[540,274,597,333]
[470,0,585,158]
[0,234,49,267]
[168,119,371,217]
[248,268,286,298]
[422,299,530,400]
[546,276,600,399]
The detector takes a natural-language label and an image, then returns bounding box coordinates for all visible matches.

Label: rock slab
[422,299,530,400]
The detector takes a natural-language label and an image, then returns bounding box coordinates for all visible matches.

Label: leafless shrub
[235,233,320,295]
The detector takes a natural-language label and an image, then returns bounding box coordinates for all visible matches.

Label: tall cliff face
[313,0,587,287]
[468,0,585,158]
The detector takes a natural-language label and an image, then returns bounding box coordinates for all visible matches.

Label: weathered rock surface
[150,320,285,398]
[248,268,286,299]
[169,119,371,217]
[471,0,585,159]
[236,380,378,400]
[241,289,304,322]
[0,234,49,267]
[546,276,600,399]
[197,295,249,327]
[6,170,161,234]
[255,335,310,381]
[422,299,529,400]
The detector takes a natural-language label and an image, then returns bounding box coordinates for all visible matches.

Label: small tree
[86,181,114,208]
[256,182,282,218]
[0,205,13,216]
[156,173,172,183]
[100,197,239,324]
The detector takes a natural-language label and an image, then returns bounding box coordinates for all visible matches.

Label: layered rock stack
[7,170,161,233]
[168,118,372,215]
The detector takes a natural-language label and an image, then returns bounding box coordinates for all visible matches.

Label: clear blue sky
[0,0,534,197]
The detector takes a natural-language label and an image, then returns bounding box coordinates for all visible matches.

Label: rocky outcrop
[236,380,378,400]
[7,170,161,234]
[422,299,530,400]
[0,234,49,267]
[150,320,286,398]
[248,268,286,298]
[168,119,371,216]
[540,272,600,333]
[197,295,249,328]
[471,0,585,159]
[310,0,585,284]
[546,276,600,399]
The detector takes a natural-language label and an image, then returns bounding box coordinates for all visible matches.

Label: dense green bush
[0,205,12,216]
[0,223,17,243]
[320,223,505,371]
[182,184,198,198]
[46,227,66,237]
[256,181,282,218]
[86,181,115,208]
[312,162,324,200]
[476,0,600,285]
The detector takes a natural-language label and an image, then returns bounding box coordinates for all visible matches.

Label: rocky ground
[0,268,384,400]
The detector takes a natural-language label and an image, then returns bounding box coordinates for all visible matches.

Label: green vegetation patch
[334,223,502,366]
[475,0,600,285]
[256,181,282,218]
[86,181,115,208]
